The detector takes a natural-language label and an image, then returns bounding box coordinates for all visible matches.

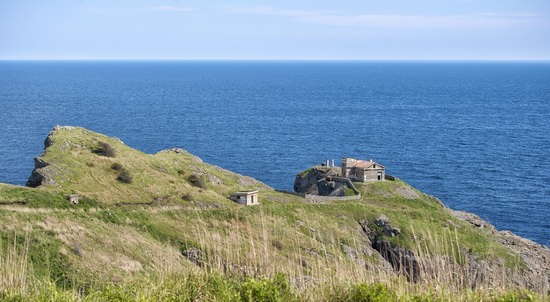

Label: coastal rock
[208,174,223,185]
[451,209,550,289]
[498,230,550,288]
[45,125,75,148]
[358,218,418,281]
[294,167,338,194]
[374,215,401,237]
[294,166,358,196]
[26,160,59,187]
[26,126,76,187]
[450,210,497,234]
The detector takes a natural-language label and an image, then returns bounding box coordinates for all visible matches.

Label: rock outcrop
[450,210,550,290]
[294,166,358,196]
[26,126,71,187]
[26,158,58,187]
[358,217,419,282]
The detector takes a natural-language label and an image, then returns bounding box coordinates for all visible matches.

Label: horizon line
[1,58,550,62]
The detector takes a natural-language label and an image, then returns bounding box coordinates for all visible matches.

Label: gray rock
[374,215,401,237]
[26,164,59,187]
[294,167,358,196]
[208,174,223,185]
[182,247,205,267]
[451,209,550,289]
[450,210,497,234]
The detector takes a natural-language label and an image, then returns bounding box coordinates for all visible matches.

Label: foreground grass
[1,209,547,301]
[0,271,543,302]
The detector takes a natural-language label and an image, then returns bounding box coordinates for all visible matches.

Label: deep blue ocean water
[0,61,548,246]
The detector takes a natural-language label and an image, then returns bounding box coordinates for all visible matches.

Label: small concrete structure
[229,190,259,206]
[341,158,386,182]
[69,194,79,205]
[321,159,337,168]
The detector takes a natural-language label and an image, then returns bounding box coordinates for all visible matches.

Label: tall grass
[0,211,547,301]
[173,209,547,301]
[0,233,31,297]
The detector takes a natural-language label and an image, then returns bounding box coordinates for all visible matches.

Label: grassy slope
[13,126,269,206]
[0,126,541,300]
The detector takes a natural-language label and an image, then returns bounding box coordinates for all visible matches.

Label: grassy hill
[0,126,548,301]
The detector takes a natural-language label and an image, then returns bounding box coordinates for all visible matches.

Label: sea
[0,61,548,246]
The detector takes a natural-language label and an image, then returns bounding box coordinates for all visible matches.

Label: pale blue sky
[1,0,549,60]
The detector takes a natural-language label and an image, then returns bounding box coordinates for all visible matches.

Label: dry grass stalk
[0,233,31,296]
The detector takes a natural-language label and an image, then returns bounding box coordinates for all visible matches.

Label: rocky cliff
[295,165,550,290]
[294,166,360,196]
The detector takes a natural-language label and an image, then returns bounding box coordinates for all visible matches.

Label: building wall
[230,192,259,205]
[341,158,385,182]
[345,168,385,182]
[341,158,357,178]
[363,169,385,182]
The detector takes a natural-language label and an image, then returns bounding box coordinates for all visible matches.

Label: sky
[1,0,549,60]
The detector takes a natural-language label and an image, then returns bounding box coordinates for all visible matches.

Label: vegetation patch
[240,273,295,302]
[110,162,123,171]
[297,168,313,178]
[188,174,206,189]
[346,283,397,302]
[344,188,356,196]
[181,192,193,201]
[93,142,116,158]
[116,169,133,184]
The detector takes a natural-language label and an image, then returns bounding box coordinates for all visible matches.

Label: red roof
[352,160,385,170]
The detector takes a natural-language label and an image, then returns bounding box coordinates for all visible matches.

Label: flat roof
[231,190,259,195]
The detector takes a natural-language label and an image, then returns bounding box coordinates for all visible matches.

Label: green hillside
[0,126,548,301]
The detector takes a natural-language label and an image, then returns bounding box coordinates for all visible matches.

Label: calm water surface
[0,61,548,246]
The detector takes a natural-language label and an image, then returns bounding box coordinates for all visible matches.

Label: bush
[240,273,295,302]
[94,142,116,157]
[182,193,193,201]
[346,283,396,302]
[494,290,534,302]
[188,174,206,189]
[110,163,123,171]
[117,169,133,184]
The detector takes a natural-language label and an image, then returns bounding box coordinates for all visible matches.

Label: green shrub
[188,174,206,189]
[93,142,116,157]
[494,290,534,302]
[117,169,133,184]
[240,273,295,302]
[346,283,396,302]
[110,162,123,171]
